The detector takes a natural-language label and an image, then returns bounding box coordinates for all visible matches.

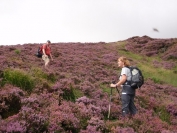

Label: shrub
[48,101,80,132]
[53,81,83,103]
[0,85,24,119]
[15,49,21,55]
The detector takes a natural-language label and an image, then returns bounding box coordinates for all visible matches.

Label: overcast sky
[0,0,177,45]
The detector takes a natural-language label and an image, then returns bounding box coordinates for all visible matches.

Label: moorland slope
[0,36,177,133]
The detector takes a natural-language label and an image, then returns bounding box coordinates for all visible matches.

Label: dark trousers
[121,94,137,117]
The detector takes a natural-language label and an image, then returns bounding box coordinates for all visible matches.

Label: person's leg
[45,57,50,68]
[129,94,137,116]
[121,94,130,117]
[42,55,50,68]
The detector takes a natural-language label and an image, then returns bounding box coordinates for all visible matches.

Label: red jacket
[42,44,51,55]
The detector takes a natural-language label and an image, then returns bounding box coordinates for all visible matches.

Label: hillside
[0,36,177,133]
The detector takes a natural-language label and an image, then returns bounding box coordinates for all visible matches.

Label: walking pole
[115,86,121,99]
[107,87,112,119]
[112,80,121,99]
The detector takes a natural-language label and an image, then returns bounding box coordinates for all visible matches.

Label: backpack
[36,46,42,58]
[127,66,144,89]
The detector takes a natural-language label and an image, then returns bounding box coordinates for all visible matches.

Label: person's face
[118,59,124,68]
[47,42,50,45]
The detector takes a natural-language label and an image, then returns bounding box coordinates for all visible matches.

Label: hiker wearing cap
[42,40,53,69]
[110,56,137,117]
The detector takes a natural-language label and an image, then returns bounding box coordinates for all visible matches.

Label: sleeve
[42,44,47,49]
[119,68,126,80]
[120,67,132,81]
[121,67,129,76]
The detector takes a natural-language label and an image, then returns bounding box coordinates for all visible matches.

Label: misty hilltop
[0,36,177,133]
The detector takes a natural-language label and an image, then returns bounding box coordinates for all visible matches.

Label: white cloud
[0,0,177,45]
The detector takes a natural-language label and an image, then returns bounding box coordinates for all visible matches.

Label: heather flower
[0,38,177,132]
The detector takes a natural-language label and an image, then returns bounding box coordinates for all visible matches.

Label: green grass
[154,106,171,124]
[62,85,84,102]
[100,83,110,94]
[15,49,21,55]
[72,86,84,99]
[140,64,177,86]
[30,67,57,83]
[100,83,118,95]
[2,69,35,92]
[1,67,58,94]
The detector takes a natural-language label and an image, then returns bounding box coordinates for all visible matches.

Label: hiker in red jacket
[42,40,53,69]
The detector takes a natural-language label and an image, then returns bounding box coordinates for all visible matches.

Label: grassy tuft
[2,69,35,92]
[30,67,57,83]
[154,106,171,124]
[15,49,21,55]
[62,85,83,102]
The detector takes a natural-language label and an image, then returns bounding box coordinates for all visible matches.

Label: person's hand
[110,83,117,88]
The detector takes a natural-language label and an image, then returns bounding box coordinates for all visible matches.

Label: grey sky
[0,0,177,45]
